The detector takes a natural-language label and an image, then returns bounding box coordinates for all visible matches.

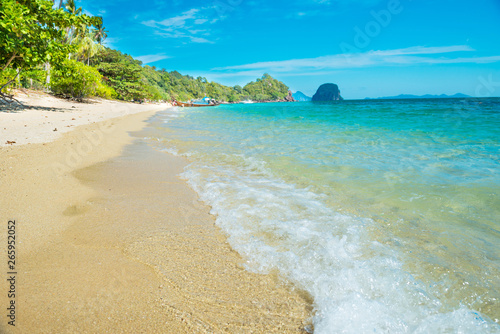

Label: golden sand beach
[0,92,311,333]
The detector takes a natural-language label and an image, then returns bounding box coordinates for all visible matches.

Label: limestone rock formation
[284,90,295,102]
[312,83,343,101]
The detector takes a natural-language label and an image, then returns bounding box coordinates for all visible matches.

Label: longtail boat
[177,101,220,107]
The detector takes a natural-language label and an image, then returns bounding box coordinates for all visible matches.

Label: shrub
[21,68,47,90]
[95,82,117,99]
[51,59,108,100]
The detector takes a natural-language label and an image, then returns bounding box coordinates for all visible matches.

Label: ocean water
[144,98,500,333]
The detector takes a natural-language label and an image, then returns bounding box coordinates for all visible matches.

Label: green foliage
[243,73,289,102]
[0,0,100,99]
[93,20,108,45]
[91,48,290,103]
[75,30,104,64]
[0,0,96,71]
[94,48,148,101]
[51,59,111,100]
[95,81,117,99]
[20,67,46,90]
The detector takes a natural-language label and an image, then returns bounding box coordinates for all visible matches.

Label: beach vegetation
[93,48,151,101]
[0,0,102,103]
[51,59,115,100]
[20,68,47,90]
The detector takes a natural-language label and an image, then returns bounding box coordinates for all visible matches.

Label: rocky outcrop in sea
[312,83,343,101]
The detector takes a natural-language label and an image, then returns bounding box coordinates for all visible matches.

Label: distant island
[366,93,471,100]
[292,91,312,101]
[312,83,343,101]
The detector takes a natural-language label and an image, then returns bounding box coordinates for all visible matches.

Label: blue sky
[80,0,500,99]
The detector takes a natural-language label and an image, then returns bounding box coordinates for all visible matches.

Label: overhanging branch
[1,52,17,72]
[0,69,24,108]
[0,69,22,93]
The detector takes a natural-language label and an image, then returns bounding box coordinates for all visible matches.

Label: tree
[93,48,148,101]
[77,30,103,65]
[0,0,95,103]
[93,19,108,45]
[64,0,81,16]
[63,0,84,46]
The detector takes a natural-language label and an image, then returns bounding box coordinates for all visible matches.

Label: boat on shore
[176,97,220,107]
[177,101,220,107]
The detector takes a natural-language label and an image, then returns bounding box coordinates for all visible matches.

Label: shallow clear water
[144,98,500,333]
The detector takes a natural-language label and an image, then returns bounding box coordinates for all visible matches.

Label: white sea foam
[180,157,499,333]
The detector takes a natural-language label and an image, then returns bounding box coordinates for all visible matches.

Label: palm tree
[61,0,83,47]
[65,0,82,16]
[76,30,103,65]
[93,19,108,45]
[52,0,64,8]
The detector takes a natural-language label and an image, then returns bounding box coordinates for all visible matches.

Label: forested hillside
[92,48,289,102]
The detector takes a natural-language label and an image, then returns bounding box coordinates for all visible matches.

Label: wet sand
[0,106,312,333]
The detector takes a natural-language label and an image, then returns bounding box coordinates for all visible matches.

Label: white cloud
[372,45,474,56]
[188,29,207,35]
[190,37,213,44]
[155,8,199,28]
[194,19,208,25]
[141,7,219,44]
[135,53,171,64]
[213,45,500,74]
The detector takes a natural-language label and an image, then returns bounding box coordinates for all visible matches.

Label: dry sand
[0,92,312,333]
[0,89,171,147]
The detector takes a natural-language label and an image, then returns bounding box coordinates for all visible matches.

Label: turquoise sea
[144,98,500,333]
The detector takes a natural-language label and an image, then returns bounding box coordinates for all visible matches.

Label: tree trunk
[1,52,17,72]
[16,68,20,87]
[0,69,22,93]
[0,69,24,107]
[45,62,51,90]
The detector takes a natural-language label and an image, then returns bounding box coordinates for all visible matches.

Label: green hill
[92,48,289,103]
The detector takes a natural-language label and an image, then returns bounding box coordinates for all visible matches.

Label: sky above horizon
[79,0,500,99]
